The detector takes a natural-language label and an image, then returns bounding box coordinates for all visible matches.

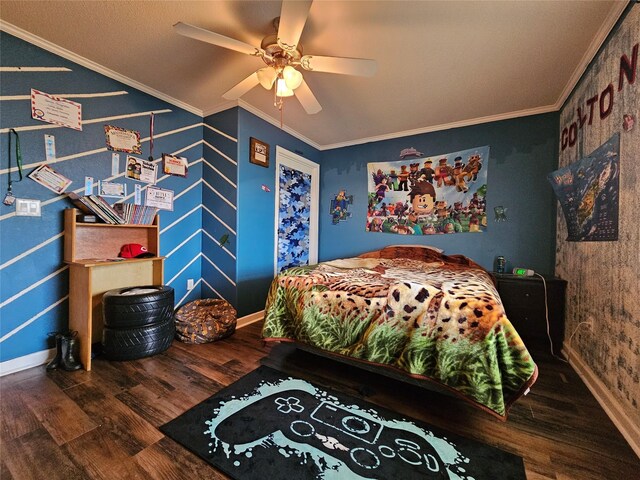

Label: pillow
[387,244,444,253]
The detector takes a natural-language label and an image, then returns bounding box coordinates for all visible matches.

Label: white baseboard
[0,347,56,377]
[0,311,265,378]
[564,343,640,458]
[237,310,264,328]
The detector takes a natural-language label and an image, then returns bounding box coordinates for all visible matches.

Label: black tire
[103,286,174,328]
[102,318,175,361]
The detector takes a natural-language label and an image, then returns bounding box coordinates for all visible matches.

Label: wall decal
[330,189,353,224]
[367,146,489,235]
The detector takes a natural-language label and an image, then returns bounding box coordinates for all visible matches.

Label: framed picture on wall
[250,137,269,168]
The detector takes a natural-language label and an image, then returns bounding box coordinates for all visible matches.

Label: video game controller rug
[160,366,526,479]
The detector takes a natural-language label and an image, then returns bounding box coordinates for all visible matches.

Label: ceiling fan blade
[295,78,322,114]
[277,0,313,54]
[222,72,260,100]
[174,22,263,57]
[300,55,377,77]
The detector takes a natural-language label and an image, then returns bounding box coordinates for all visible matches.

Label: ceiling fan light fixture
[282,65,303,90]
[275,77,294,97]
[257,67,277,89]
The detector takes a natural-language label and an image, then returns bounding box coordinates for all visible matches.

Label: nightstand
[493,273,567,353]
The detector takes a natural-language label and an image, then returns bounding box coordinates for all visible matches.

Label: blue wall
[318,113,559,275]
[202,109,238,306]
[236,108,321,316]
[0,32,203,363]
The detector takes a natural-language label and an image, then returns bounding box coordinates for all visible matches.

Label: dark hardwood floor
[1,321,638,479]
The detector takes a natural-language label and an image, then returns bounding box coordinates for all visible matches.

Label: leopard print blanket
[262,247,538,419]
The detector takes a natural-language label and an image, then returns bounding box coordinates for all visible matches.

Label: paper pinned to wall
[31,89,82,131]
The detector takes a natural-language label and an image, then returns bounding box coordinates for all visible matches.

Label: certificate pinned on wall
[28,164,72,194]
[145,185,174,211]
[98,180,127,199]
[162,153,188,177]
[104,125,142,154]
[31,89,82,131]
[126,155,156,183]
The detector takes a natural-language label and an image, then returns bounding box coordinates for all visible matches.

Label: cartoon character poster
[548,133,619,241]
[367,146,490,235]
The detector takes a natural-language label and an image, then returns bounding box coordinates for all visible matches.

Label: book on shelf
[112,203,158,225]
[67,192,125,224]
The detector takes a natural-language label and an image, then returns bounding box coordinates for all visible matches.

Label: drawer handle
[524,293,530,297]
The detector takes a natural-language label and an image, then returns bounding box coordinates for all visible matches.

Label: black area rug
[160,366,526,480]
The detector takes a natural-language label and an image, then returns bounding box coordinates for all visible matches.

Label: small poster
[162,153,188,177]
[105,125,142,154]
[126,155,156,183]
[31,89,82,131]
[28,164,72,194]
[98,181,127,198]
[145,185,174,211]
[330,190,353,224]
[548,133,619,241]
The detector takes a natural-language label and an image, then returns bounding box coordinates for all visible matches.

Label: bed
[262,245,538,420]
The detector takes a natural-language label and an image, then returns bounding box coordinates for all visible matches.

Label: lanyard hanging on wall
[3,129,23,206]
[148,112,155,162]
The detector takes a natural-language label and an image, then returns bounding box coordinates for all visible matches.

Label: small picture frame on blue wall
[250,137,269,168]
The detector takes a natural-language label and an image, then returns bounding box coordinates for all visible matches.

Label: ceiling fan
[173,0,377,115]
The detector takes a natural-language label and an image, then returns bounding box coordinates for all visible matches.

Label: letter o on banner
[568,122,578,147]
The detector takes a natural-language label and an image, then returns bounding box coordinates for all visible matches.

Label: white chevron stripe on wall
[0,295,68,343]
[0,233,63,270]
[0,66,71,72]
[0,90,128,101]
[0,108,172,135]
[203,139,237,166]
[204,123,238,143]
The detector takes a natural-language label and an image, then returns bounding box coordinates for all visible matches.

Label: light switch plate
[15,198,41,216]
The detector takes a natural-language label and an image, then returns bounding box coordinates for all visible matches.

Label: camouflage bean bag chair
[174,299,237,344]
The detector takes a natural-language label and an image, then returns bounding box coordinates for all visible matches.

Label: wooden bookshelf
[64,209,164,370]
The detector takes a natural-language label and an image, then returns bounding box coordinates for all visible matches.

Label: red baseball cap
[119,243,155,258]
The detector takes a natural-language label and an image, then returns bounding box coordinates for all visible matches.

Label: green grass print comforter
[262,246,538,419]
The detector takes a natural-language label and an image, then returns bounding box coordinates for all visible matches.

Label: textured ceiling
[0,1,626,149]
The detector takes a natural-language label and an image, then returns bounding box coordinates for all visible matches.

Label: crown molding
[237,100,322,150]
[554,1,629,109]
[202,100,241,118]
[320,104,558,151]
[0,21,204,117]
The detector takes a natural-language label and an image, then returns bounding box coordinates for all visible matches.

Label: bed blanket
[262,247,537,419]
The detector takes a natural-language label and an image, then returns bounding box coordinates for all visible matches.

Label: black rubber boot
[61,332,82,371]
[46,333,63,371]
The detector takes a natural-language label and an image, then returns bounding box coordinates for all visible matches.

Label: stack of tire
[101,285,175,361]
